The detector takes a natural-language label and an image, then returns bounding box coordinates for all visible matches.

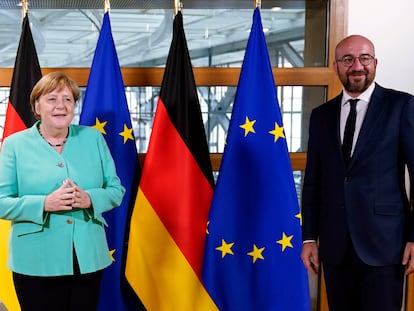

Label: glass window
[0,1,328,68]
[0,84,326,152]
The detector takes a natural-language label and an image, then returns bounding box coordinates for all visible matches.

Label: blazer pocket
[374,204,401,216]
[13,222,44,237]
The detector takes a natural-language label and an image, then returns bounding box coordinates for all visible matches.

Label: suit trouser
[12,251,104,311]
[323,241,404,311]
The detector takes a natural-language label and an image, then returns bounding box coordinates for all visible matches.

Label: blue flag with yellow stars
[79,12,142,311]
[202,8,310,310]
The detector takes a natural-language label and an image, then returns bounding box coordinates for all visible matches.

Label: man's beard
[343,71,372,93]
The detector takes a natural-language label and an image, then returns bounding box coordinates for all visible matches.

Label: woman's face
[35,86,75,131]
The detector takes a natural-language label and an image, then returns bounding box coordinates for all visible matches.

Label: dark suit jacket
[302,83,414,266]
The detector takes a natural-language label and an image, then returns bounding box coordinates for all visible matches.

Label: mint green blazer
[0,122,125,276]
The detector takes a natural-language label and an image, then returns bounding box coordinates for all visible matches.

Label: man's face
[334,36,377,96]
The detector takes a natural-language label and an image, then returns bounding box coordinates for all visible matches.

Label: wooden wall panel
[0,67,336,88]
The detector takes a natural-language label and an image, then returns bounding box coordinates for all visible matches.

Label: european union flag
[79,12,141,311]
[202,8,310,310]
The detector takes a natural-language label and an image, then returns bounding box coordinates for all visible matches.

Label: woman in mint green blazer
[0,72,125,311]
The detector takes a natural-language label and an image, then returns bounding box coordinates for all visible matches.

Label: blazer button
[67,218,73,224]
[344,176,351,182]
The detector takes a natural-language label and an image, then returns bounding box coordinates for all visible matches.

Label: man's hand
[301,242,319,275]
[402,242,414,275]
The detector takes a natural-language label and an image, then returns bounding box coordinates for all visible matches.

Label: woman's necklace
[38,126,68,147]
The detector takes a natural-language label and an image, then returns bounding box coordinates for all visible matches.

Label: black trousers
[13,253,104,311]
[323,241,405,311]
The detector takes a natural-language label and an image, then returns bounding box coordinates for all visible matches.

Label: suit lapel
[349,84,386,167]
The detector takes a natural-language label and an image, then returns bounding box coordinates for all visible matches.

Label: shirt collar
[342,82,376,106]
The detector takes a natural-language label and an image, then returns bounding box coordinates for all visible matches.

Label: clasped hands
[44,178,91,212]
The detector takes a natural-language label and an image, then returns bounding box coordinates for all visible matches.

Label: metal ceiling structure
[0,0,306,68]
[0,1,307,9]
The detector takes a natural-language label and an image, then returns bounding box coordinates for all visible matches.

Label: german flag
[125,11,217,310]
[0,13,41,311]
[2,14,41,141]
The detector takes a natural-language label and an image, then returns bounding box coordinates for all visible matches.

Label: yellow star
[276,232,294,252]
[216,239,234,258]
[93,117,107,135]
[295,212,302,226]
[206,221,210,234]
[109,249,116,262]
[119,124,134,144]
[269,122,285,142]
[240,116,256,137]
[247,244,265,263]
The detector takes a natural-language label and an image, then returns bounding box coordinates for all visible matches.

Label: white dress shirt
[340,82,376,156]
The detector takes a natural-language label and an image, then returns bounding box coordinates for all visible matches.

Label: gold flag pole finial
[104,0,110,13]
[21,0,29,19]
[255,0,261,9]
[174,0,183,16]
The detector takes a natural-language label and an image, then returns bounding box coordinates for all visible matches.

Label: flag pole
[104,0,110,13]
[21,0,28,20]
[174,0,183,16]
[255,0,261,9]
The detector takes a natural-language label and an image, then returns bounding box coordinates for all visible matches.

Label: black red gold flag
[125,11,217,310]
[2,14,41,141]
[0,13,42,311]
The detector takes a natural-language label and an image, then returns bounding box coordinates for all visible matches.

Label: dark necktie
[342,99,359,165]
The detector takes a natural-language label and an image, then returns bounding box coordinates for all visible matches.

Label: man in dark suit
[301,34,414,311]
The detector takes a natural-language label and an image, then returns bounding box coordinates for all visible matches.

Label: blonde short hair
[30,71,80,120]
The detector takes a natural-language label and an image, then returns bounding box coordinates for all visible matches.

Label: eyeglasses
[336,54,375,67]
